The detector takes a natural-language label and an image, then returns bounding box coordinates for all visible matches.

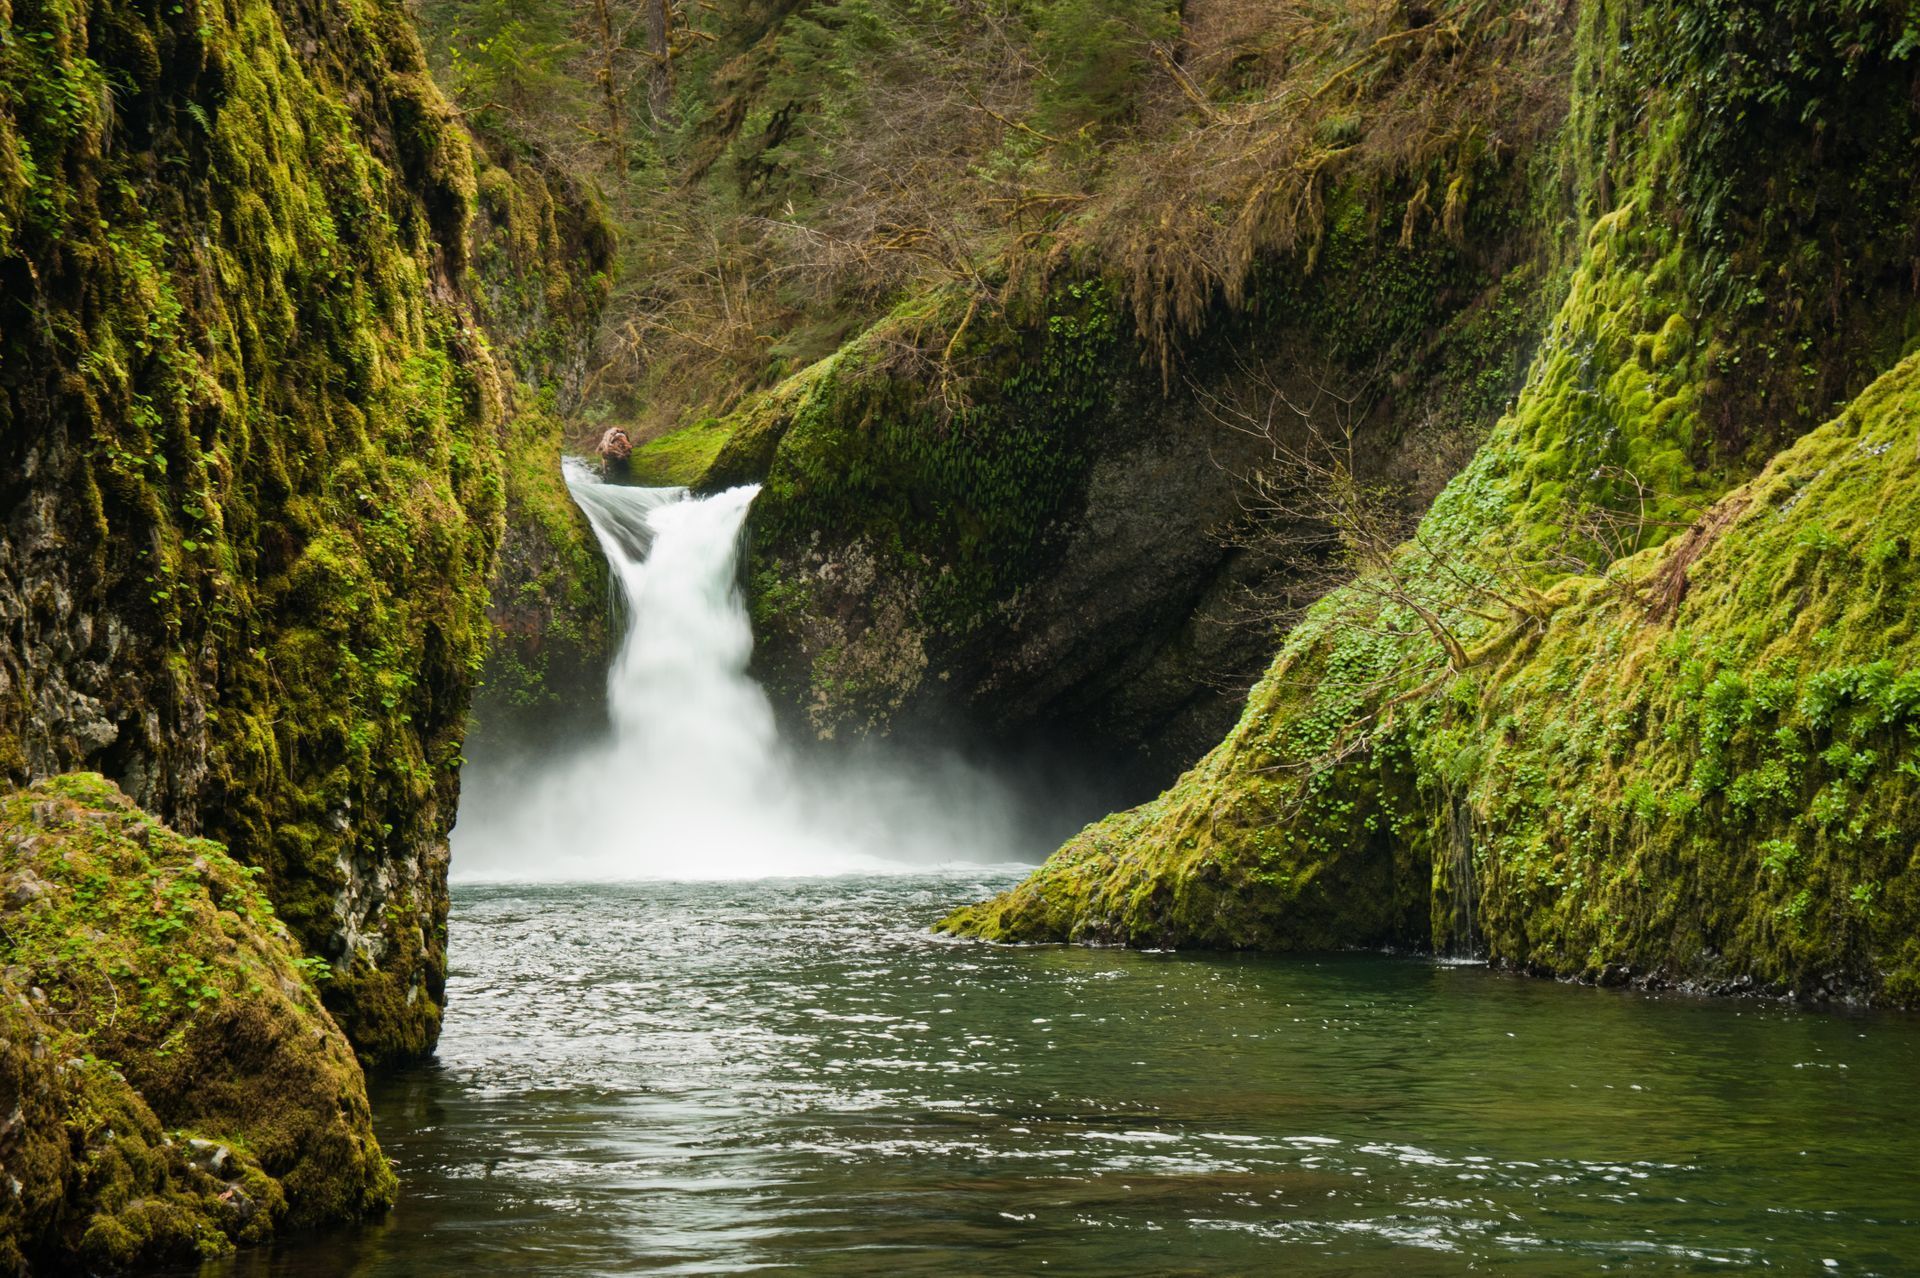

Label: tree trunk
[592,0,628,176]
[645,0,676,132]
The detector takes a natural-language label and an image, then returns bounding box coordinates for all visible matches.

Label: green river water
[196,871,1920,1276]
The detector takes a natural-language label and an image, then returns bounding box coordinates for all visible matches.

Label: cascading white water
[577,478,788,828]
[450,462,1027,881]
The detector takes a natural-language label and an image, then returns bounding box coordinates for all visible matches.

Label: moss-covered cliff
[474,408,611,745]
[0,774,393,1271]
[467,148,616,745]
[942,0,1920,1005]
[675,0,1575,780]
[0,0,601,1062]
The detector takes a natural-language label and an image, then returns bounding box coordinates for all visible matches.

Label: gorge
[215,476,1920,1275]
[4,0,1920,1271]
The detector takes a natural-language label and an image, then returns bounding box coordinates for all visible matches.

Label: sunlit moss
[628,418,734,487]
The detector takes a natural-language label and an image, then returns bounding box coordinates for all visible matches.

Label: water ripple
[206,875,1920,1278]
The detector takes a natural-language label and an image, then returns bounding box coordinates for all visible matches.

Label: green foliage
[419,0,1571,455]
[1028,0,1179,135]
[419,0,581,133]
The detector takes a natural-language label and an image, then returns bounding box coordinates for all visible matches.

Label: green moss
[629,418,734,487]
[711,282,1130,736]
[760,282,1122,626]
[727,122,1562,741]
[468,143,615,394]
[0,775,394,1271]
[474,400,610,736]
[1409,353,1920,997]
[698,342,871,492]
[0,0,604,1063]
[942,0,1920,1005]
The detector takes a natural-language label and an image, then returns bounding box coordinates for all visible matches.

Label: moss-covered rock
[0,0,601,1061]
[473,407,611,746]
[941,0,1920,1005]
[719,183,1561,779]
[948,347,1920,1000]
[0,774,393,1272]
[469,145,615,406]
[464,140,617,746]
[627,419,734,488]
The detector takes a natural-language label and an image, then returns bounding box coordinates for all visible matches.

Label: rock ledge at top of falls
[0,774,394,1274]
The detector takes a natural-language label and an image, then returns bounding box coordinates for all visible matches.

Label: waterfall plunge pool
[204,873,1920,1276]
[194,478,1920,1275]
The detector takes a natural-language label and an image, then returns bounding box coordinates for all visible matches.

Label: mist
[449,465,1053,883]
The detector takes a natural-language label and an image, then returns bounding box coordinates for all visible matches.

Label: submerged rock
[0,775,394,1273]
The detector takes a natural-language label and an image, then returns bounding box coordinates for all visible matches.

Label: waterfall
[449,462,1027,881]
[570,477,786,826]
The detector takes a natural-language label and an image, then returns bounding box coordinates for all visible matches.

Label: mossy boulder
[0,774,393,1273]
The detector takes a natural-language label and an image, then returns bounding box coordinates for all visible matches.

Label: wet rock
[4,869,47,908]
[187,1139,234,1179]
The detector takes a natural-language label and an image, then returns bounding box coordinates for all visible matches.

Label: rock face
[0,0,600,1061]
[0,774,394,1272]
[942,0,1920,1005]
[474,413,614,752]
[671,0,1578,790]
[466,153,616,752]
[709,212,1557,786]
